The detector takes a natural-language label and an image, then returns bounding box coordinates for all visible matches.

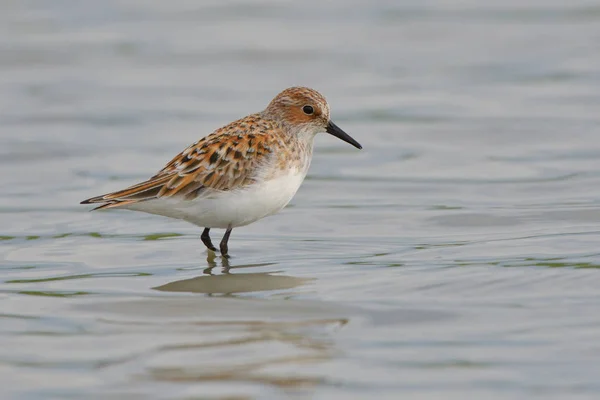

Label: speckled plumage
[81,87,362,256]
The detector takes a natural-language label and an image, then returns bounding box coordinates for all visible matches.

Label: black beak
[326,121,362,149]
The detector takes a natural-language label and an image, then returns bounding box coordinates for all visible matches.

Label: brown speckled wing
[81,114,279,210]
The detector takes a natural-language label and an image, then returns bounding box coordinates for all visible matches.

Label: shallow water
[2,1,600,399]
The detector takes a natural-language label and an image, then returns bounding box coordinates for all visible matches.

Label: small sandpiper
[81,87,362,257]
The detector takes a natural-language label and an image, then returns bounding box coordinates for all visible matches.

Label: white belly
[125,171,307,229]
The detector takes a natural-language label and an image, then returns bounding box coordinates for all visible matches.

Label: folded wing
[81,116,277,210]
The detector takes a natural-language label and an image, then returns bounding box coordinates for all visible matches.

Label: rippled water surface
[2,1,600,399]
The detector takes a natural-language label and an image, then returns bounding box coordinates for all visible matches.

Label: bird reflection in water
[203,250,233,275]
[153,253,315,296]
[91,254,352,390]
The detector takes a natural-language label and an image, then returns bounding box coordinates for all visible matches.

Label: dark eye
[302,105,314,115]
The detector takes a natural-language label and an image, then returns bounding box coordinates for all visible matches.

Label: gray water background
[1,1,600,399]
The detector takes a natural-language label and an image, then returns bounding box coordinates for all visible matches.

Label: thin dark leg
[201,228,217,252]
[220,227,233,258]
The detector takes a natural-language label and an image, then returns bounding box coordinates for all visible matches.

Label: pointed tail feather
[80,175,173,210]
[87,200,137,211]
